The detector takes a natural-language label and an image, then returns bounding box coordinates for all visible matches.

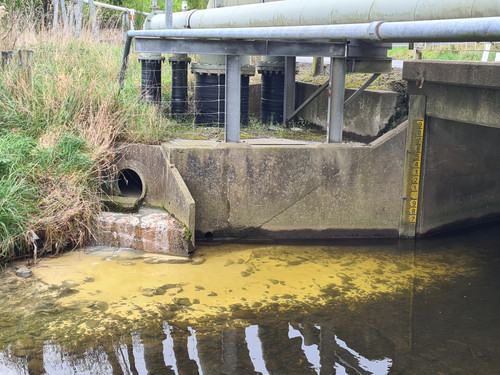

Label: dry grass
[0,9,136,262]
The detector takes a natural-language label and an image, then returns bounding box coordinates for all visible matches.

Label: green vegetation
[0,10,150,263]
[387,45,497,61]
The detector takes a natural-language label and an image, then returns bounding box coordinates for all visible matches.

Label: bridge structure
[113,0,500,248]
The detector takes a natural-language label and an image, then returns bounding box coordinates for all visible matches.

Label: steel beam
[134,38,345,57]
[327,58,346,143]
[225,55,241,143]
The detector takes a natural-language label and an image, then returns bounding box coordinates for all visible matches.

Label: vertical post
[75,0,84,39]
[312,56,323,76]
[283,56,296,125]
[400,95,427,238]
[1,50,13,70]
[88,0,99,41]
[482,42,491,62]
[52,0,59,30]
[60,0,68,29]
[165,0,173,29]
[122,12,127,40]
[225,55,241,143]
[326,57,346,143]
[69,0,75,36]
[129,9,135,31]
[18,50,34,88]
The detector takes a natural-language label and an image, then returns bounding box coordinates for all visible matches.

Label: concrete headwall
[115,144,196,248]
[163,125,407,239]
[403,61,500,235]
[249,82,398,138]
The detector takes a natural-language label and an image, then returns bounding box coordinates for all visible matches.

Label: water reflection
[0,223,499,374]
[0,322,393,374]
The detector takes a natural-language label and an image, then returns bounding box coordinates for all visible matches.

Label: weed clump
[0,10,135,263]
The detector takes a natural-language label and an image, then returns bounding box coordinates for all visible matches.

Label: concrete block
[418,118,500,234]
[403,61,500,234]
[403,60,500,89]
[295,82,397,138]
[95,209,190,256]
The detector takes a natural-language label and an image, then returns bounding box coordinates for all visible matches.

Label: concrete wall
[163,125,407,239]
[249,82,397,138]
[403,61,500,235]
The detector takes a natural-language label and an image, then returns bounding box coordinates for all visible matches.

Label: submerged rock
[87,301,109,311]
[15,267,32,278]
[58,288,79,298]
[61,280,80,289]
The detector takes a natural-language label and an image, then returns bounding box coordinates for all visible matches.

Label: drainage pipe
[128,17,500,43]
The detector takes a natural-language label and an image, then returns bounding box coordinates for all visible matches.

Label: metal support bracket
[327,57,346,143]
[287,80,329,124]
[344,73,380,108]
[225,55,241,143]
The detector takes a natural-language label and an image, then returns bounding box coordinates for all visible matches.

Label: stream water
[0,223,499,374]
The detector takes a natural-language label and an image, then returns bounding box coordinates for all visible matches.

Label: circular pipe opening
[117,169,144,198]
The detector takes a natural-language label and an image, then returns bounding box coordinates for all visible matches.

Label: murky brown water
[1,223,499,374]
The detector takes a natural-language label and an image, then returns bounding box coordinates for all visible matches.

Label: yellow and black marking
[404,120,425,224]
[400,93,427,239]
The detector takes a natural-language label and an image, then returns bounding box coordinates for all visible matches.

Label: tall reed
[0,7,155,263]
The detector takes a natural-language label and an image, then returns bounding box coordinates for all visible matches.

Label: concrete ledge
[403,60,500,89]
[406,81,500,129]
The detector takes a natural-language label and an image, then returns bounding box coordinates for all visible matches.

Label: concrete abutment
[97,61,500,250]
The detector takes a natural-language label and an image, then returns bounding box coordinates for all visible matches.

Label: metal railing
[52,0,150,41]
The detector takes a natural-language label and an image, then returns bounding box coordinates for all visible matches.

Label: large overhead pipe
[128,17,500,43]
[147,0,500,30]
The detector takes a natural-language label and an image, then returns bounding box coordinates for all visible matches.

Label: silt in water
[0,223,499,374]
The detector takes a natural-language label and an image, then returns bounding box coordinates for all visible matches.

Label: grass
[0,7,145,263]
[387,45,497,61]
